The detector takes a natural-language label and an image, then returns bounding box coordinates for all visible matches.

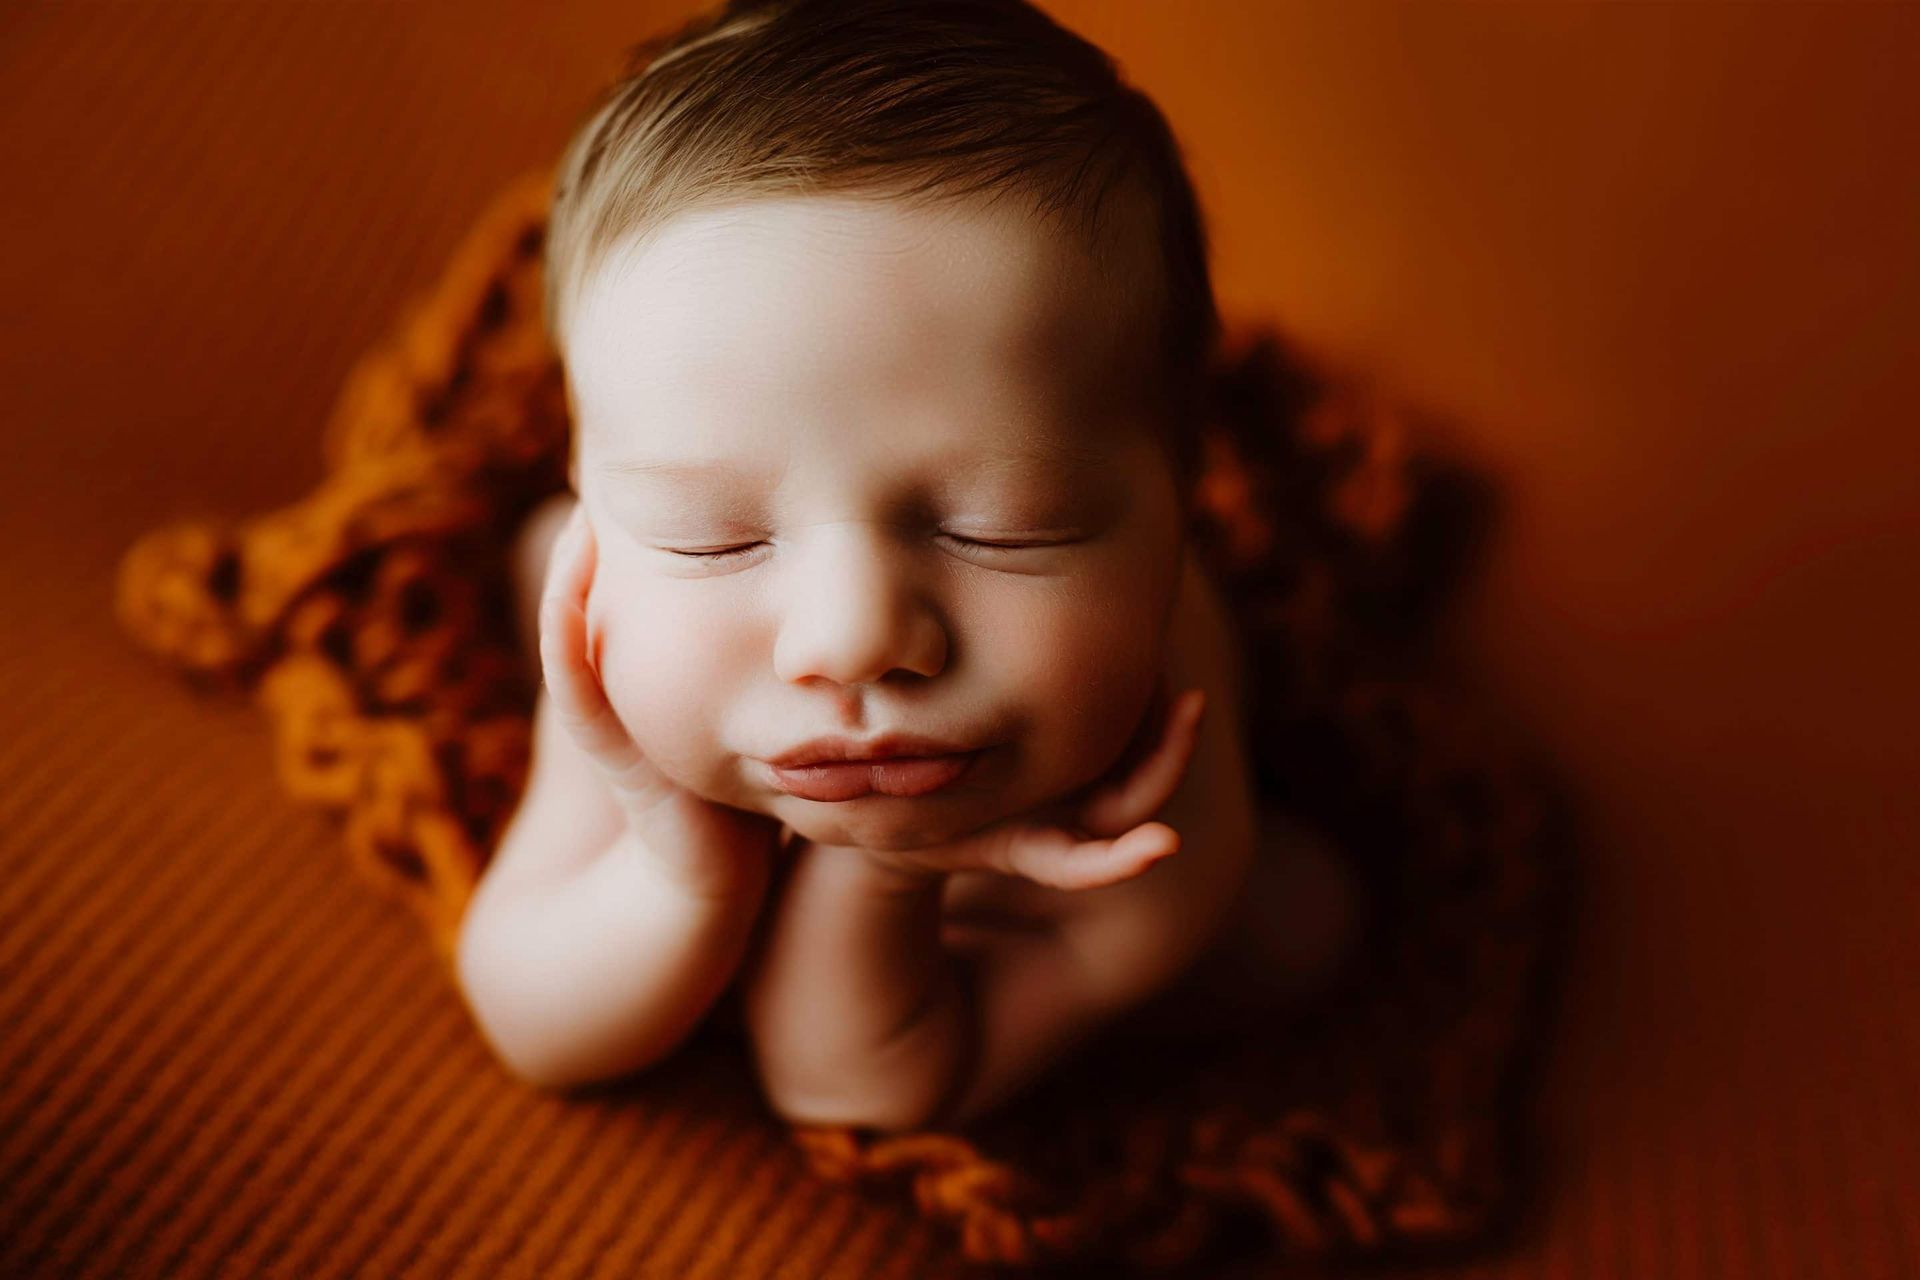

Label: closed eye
[668,542,765,562]
[665,534,1072,561]
[938,533,1072,553]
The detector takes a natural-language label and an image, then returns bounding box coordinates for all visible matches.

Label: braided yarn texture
[116,169,1571,1272]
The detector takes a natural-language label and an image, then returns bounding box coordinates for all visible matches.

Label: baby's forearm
[740,842,970,1133]
[457,827,769,1089]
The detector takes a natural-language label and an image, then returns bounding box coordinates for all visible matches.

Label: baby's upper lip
[763,734,978,768]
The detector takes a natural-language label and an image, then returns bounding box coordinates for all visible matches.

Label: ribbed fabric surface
[0,569,964,1276]
[1,2,1915,1278]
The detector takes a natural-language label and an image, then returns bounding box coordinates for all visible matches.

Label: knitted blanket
[115,168,1571,1272]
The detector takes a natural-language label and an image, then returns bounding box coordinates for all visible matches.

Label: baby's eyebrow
[597,457,766,486]
[597,441,1111,488]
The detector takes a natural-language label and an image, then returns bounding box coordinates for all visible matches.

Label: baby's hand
[539,504,782,900]
[868,681,1208,892]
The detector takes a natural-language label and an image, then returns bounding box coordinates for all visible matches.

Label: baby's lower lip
[765,751,981,802]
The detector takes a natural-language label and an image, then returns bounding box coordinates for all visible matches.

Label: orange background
[2,2,1914,1275]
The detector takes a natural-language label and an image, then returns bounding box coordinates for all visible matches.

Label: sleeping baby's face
[564,190,1187,852]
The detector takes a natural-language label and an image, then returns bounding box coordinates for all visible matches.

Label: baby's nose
[769,530,947,687]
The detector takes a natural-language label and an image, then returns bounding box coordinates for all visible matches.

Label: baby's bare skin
[502,493,1364,1054]
[460,191,1364,1126]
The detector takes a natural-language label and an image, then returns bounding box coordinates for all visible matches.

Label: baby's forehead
[583,412,1121,495]
[568,191,1158,416]
[605,190,1137,299]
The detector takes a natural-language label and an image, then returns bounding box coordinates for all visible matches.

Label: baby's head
[543,0,1221,852]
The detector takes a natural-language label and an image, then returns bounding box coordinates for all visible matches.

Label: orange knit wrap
[115,169,1571,1271]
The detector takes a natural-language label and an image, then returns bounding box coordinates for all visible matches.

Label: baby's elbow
[753,1023,961,1133]
[454,905,655,1092]
[762,1080,947,1134]
[456,955,574,1091]
[483,1036,587,1093]
[463,993,618,1091]
[750,1000,967,1133]
[460,983,666,1092]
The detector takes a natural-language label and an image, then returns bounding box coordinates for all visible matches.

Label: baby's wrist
[814,841,948,898]
[615,820,772,910]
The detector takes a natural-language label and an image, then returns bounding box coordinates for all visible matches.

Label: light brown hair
[543,0,1220,489]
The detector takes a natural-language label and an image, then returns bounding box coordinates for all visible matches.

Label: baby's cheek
[998,591,1168,795]
[588,593,722,789]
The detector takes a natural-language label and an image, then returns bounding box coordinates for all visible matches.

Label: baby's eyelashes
[642,528,1090,577]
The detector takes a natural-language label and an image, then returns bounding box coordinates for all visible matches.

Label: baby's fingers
[1078,689,1207,837]
[538,511,661,802]
[537,511,616,749]
[995,820,1181,892]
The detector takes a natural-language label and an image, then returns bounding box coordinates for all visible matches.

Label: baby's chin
[641,761,972,850]
[772,803,997,854]
[711,772,1030,854]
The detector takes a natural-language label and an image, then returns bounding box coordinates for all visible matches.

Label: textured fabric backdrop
[2,3,1915,1278]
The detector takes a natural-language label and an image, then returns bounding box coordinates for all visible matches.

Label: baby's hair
[543,0,1220,491]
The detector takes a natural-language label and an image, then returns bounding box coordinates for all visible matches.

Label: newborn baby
[455,0,1363,1133]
